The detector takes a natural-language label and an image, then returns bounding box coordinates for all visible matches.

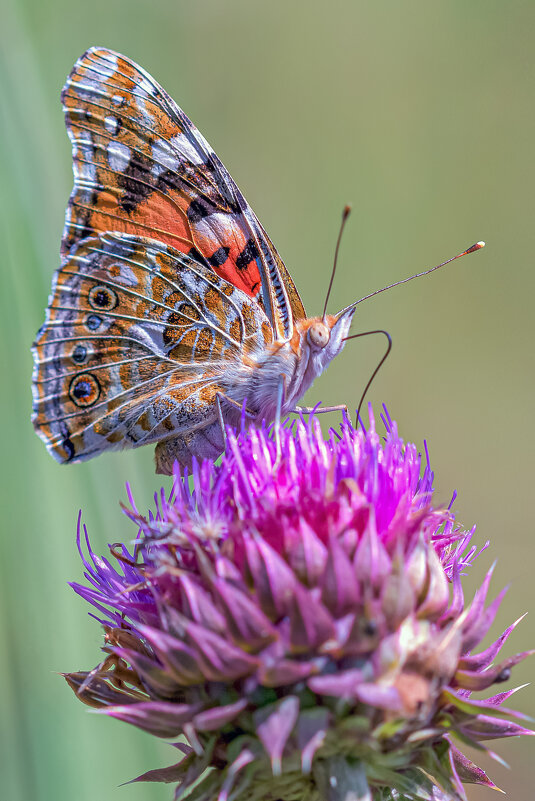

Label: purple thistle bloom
[65,407,532,801]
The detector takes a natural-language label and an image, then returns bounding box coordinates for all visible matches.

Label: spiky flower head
[66,408,532,801]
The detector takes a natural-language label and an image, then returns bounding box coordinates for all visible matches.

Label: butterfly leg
[215,393,227,450]
[273,374,287,469]
[290,404,349,416]
[215,392,256,450]
[215,393,256,420]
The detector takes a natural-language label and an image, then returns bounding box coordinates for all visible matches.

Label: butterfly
[30,47,360,473]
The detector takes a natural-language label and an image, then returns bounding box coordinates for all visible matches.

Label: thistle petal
[211,577,277,649]
[193,699,248,731]
[112,647,183,698]
[128,751,194,785]
[242,534,297,618]
[449,746,500,789]
[288,582,336,651]
[64,671,142,708]
[297,708,330,773]
[308,668,366,698]
[98,700,202,738]
[321,535,360,615]
[454,650,535,692]
[183,620,260,681]
[255,696,300,774]
[460,714,535,740]
[136,624,205,685]
[458,614,527,672]
[218,750,256,801]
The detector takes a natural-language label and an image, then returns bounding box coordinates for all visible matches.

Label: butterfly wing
[32,232,273,464]
[61,47,305,340]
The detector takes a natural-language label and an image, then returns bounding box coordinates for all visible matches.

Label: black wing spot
[117,152,154,214]
[187,199,211,224]
[187,247,210,269]
[208,246,230,268]
[72,345,88,364]
[62,434,76,461]
[236,238,260,272]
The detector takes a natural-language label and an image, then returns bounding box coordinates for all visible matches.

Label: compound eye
[308,322,330,349]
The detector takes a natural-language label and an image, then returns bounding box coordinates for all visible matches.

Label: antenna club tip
[466,241,485,254]
[342,204,352,218]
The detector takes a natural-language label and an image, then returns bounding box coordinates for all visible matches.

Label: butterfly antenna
[342,329,392,429]
[323,205,352,321]
[337,241,485,317]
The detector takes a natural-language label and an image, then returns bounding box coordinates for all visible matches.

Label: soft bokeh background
[1,1,533,799]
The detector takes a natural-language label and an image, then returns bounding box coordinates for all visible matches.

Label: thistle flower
[65,408,532,801]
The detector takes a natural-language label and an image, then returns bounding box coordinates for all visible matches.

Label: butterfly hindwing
[61,47,305,340]
[32,233,273,464]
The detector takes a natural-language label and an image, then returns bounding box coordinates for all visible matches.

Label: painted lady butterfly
[31,48,356,473]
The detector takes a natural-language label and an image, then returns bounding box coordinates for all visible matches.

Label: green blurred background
[1,1,533,798]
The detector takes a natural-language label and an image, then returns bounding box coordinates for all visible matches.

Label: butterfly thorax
[220,309,355,422]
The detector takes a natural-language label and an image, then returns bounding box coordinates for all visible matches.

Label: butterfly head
[298,306,355,375]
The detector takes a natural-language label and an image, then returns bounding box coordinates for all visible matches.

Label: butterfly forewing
[61,47,305,339]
